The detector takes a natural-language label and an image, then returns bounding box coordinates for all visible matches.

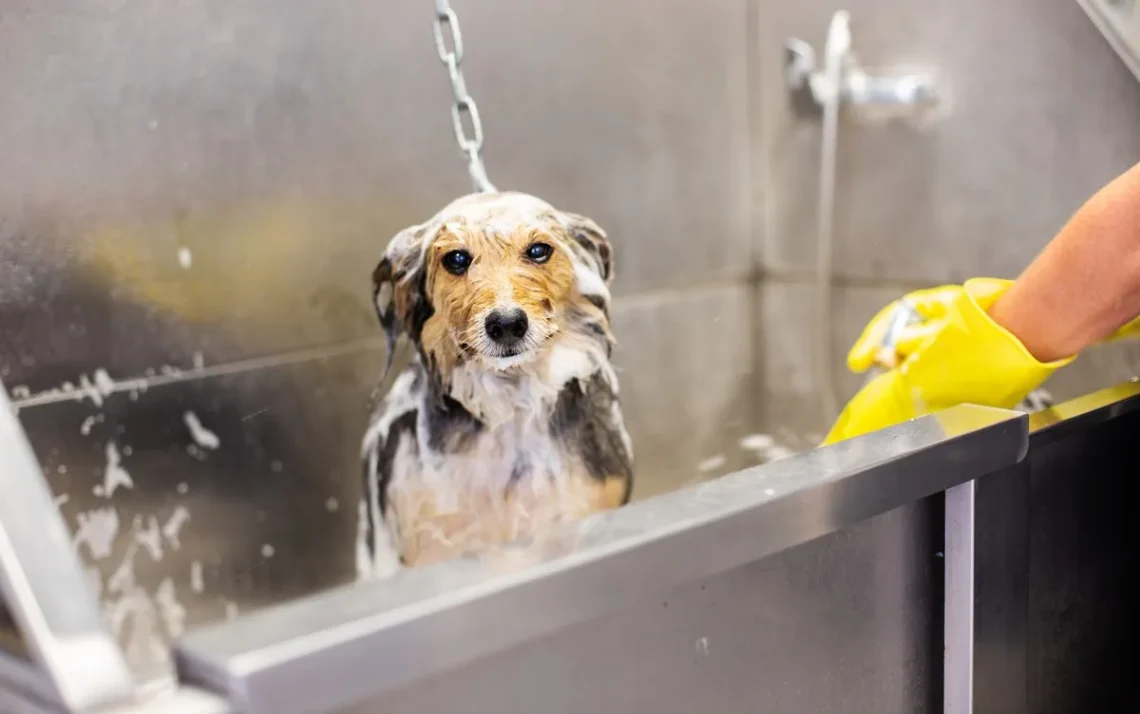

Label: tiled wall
[756,0,1140,433]
[1,0,1139,686]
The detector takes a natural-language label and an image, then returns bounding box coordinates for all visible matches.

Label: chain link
[433,0,496,193]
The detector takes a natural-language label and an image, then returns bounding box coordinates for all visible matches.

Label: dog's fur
[359,192,633,574]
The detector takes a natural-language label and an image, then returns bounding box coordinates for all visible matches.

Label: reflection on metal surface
[0,381,136,711]
[175,405,1027,714]
[1025,378,1140,436]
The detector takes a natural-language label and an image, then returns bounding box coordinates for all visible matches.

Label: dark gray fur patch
[565,304,611,354]
[362,408,417,558]
[507,452,531,492]
[425,394,483,454]
[550,372,634,503]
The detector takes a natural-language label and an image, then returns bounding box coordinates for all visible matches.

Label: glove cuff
[961,278,1075,370]
[901,277,1072,411]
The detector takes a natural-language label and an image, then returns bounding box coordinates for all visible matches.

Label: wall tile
[758,0,1140,283]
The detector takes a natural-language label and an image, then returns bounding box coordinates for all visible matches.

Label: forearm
[989,162,1140,362]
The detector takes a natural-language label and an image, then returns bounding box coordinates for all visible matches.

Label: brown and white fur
[360,192,633,575]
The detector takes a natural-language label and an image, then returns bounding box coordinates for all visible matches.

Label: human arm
[989,161,1140,361]
[823,161,1140,445]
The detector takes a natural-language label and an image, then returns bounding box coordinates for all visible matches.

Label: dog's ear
[561,212,614,284]
[372,223,434,377]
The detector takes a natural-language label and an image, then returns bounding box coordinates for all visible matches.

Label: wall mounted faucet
[784,13,939,120]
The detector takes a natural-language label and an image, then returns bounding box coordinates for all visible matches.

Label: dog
[359,192,634,575]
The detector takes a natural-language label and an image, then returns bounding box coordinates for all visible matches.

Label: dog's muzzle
[484,307,529,350]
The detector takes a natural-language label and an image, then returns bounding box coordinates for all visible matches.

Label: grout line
[8,338,385,411]
[759,269,937,291]
[612,268,935,309]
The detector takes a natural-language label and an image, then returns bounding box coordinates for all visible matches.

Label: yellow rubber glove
[821,278,1075,445]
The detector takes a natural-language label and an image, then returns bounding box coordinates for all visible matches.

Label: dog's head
[372,192,614,387]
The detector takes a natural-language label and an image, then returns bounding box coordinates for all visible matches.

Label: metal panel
[0,382,135,711]
[175,404,1027,714]
[0,0,751,392]
[363,499,944,714]
[1025,387,1140,714]
[967,381,1140,714]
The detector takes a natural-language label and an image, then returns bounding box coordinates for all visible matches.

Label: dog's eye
[525,242,553,264]
[441,250,473,275]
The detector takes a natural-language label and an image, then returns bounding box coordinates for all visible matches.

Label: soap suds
[133,515,164,562]
[73,507,120,559]
[697,455,726,473]
[190,561,205,594]
[102,442,134,497]
[739,434,776,452]
[161,506,191,550]
[183,411,220,450]
[155,578,186,638]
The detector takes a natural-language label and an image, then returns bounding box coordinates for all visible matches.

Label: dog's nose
[484,308,529,346]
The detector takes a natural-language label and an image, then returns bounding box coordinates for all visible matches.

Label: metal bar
[176,404,1028,714]
[944,480,976,714]
[0,381,136,712]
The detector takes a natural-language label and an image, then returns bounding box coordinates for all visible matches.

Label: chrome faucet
[784,16,939,120]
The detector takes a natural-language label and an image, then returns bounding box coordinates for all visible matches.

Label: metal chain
[433,0,496,193]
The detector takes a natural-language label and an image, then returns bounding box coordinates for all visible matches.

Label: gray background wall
[1,0,1139,688]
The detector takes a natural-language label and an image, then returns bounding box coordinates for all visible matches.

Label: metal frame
[1076,0,1140,83]
[175,404,1028,714]
[0,381,136,712]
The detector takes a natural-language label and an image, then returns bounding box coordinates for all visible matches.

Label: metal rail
[175,404,1028,714]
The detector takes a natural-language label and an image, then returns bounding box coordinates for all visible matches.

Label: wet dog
[360,192,633,574]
